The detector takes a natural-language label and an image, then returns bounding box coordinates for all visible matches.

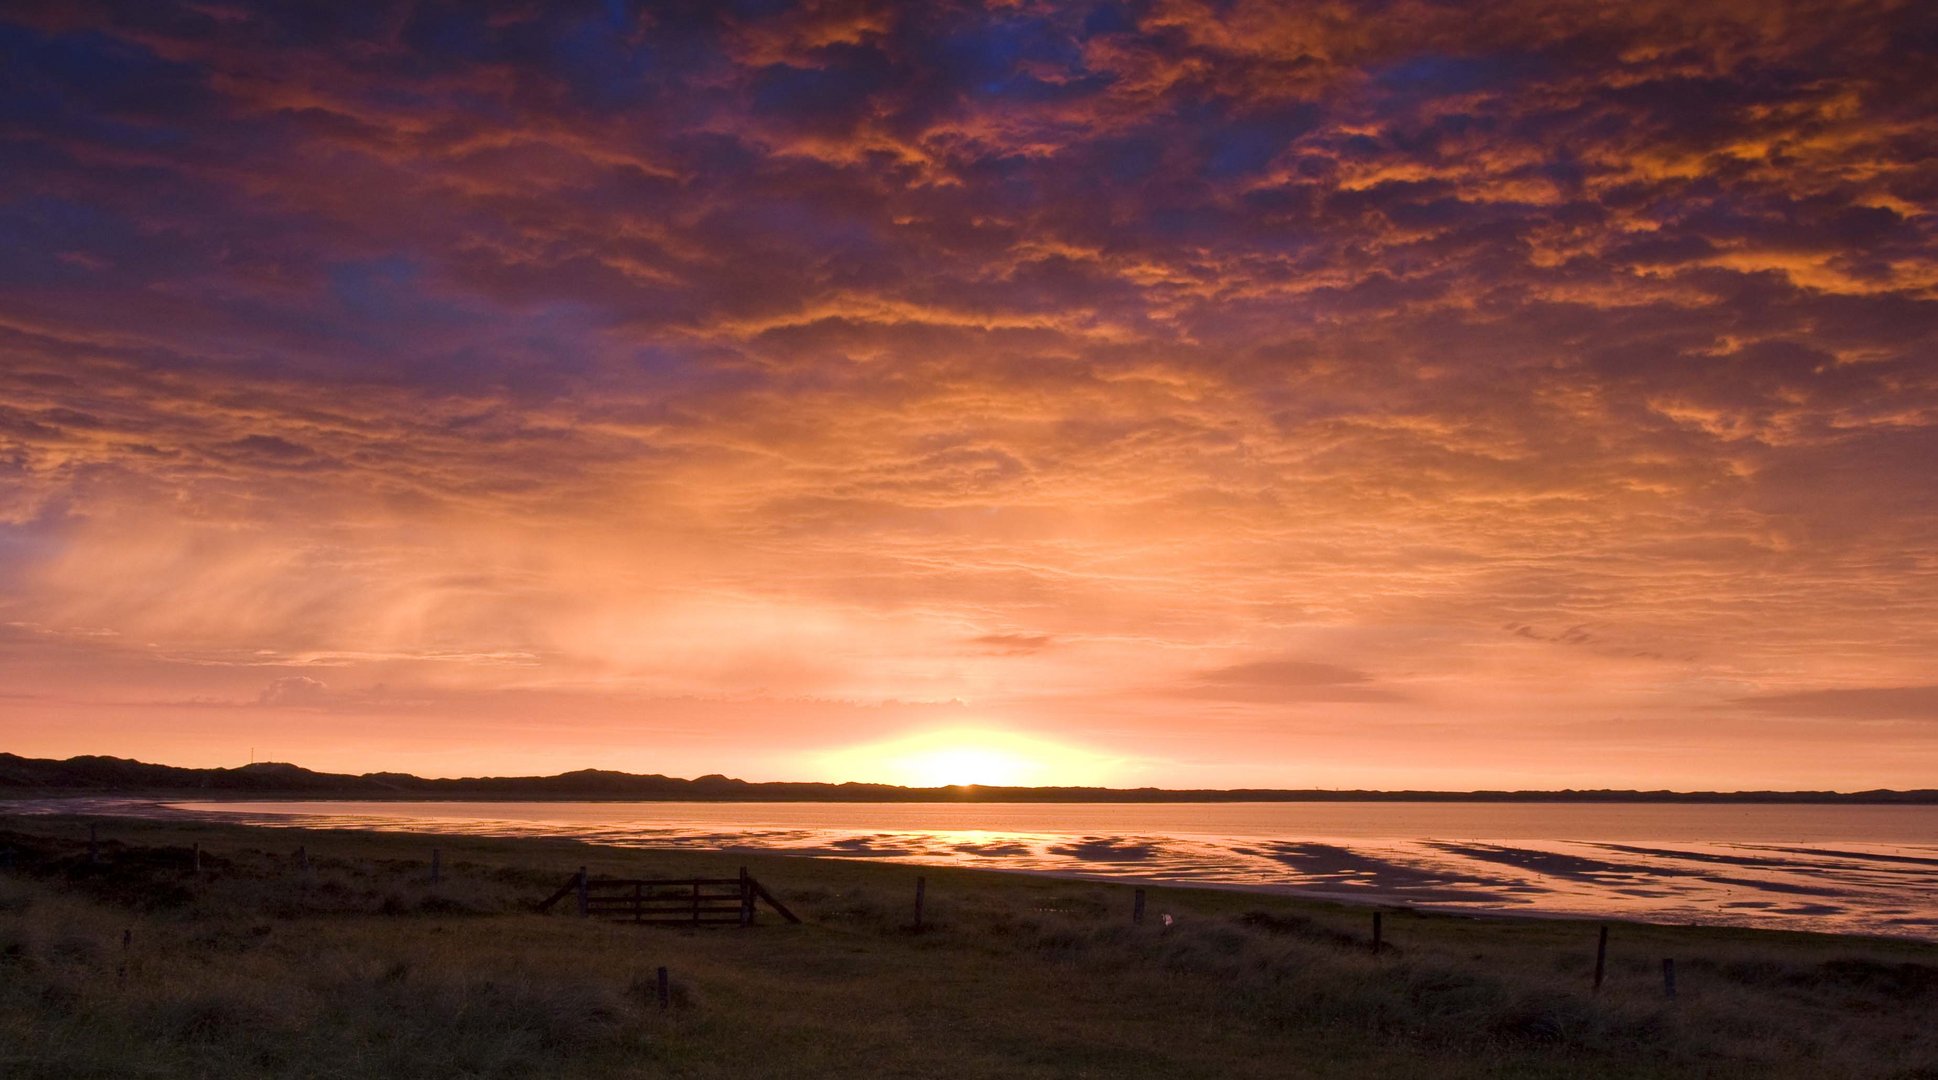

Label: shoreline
[7,786,1938,805]
[8,794,1935,946]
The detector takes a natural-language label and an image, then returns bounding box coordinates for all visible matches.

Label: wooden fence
[536,866,801,926]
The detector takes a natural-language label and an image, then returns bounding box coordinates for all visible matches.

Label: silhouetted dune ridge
[2,753,1934,803]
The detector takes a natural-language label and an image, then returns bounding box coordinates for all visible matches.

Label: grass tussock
[0,814,1934,1079]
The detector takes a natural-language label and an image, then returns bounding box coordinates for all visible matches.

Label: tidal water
[27,798,1938,940]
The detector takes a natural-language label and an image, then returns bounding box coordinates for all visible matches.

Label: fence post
[192,842,201,872]
[1593,925,1608,993]
[1132,888,1146,925]
[656,966,670,1010]
[913,876,926,931]
[1662,958,1677,1000]
[576,866,589,917]
[1372,911,1383,954]
[431,847,441,885]
[739,867,753,926]
[296,845,308,873]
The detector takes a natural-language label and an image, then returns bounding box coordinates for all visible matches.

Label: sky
[2,0,1935,790]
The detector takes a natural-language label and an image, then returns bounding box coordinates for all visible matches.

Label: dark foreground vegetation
[1,813,1934,1079]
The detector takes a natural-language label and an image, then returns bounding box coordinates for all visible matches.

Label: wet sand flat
[11,796,1936,940]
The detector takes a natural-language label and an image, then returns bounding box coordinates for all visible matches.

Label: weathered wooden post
[430,848,441,885]
[1372,911,1383,954]
[1661,958,1677,1000]
[192,842,202,872]
[576,866,589,917]
[88,825,99,866]
[1593,925,1608,993]
[1132,888,1146,925]
[913,876,926,930]
[296,845,308,873]
[739,867,753,926]
[656,966,670,1010]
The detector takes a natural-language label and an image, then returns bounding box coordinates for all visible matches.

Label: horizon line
[4,752,1935,801]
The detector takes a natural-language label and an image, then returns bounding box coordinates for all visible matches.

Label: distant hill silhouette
[2,753,1934,803]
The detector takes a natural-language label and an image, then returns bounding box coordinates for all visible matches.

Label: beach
[15,796,1934,941]
[4,806,1936,1079]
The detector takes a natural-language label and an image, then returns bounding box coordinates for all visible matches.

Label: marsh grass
[0,813,1933,1079]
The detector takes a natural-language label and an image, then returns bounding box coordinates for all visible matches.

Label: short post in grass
[1593,925,1609,993]
[656,966,670,1010]
[913,875,926,931]
[1371,911,1383,955]
[192,842,201,872]
[430,847,441,885]
[88,825,99,866]
[739,866,752,927]
[1661,958,1677,1001]
[576,866,589,917]
[296,845,308,873]
[1132,888,1146,925]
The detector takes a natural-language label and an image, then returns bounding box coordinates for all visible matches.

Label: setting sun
[893,746,1035,788]
[820,728,1124,788]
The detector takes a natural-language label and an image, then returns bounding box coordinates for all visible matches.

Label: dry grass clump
[791,884,897,929]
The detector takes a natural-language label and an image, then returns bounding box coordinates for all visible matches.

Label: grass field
[1,810,1934,1079]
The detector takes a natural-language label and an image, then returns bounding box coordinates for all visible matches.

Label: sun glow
[821,728,1123,788]
[891,745,1038,788]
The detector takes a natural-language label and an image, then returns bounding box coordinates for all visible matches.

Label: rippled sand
[13,797,1935,940]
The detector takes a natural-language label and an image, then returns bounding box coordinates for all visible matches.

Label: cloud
[257,676,330,707]
[1733,686,1938,722]
[1505,623,1598,646]
[1173,659,1406,704]
[968,633,1054,655]
[0,0,1933,787]
[1193,660,1373,688]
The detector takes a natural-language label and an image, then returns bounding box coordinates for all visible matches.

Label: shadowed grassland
[1,812,1934,1079]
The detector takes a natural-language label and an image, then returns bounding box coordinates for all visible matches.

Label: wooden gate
[536,866,800,925]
